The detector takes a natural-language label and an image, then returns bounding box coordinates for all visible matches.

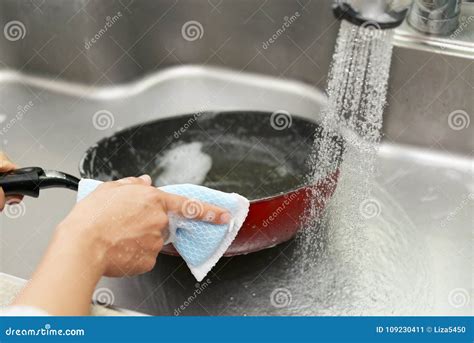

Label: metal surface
[0,0,472,316]
[0,65,472,315]
[331,0,462,35]
[407,0,462,35]
[394,1,474,58]
[0,0,471,153]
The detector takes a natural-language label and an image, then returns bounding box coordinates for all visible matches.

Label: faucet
[333,0,462,35]
[407,0,462,35]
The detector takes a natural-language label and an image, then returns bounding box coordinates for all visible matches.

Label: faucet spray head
[333,0,411,29]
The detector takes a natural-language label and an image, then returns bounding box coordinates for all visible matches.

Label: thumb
[0,152,17,172]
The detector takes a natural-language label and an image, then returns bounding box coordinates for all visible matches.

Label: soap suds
[154,142,212,186]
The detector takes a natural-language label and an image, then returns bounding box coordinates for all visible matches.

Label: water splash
[294,21,433,314]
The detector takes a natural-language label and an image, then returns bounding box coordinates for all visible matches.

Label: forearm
[13,224,105,315]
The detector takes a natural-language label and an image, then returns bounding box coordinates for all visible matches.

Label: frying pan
[0,111,343,256]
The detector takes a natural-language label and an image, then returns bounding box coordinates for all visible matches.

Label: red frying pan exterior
[160,170,339,256]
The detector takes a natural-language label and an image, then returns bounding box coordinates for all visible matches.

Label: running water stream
[307,20,394,225]
[292,21,433,314]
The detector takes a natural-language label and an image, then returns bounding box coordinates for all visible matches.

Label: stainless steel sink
[0,0,472,316]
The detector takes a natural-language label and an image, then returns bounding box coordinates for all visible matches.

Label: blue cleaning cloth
[77,179,250,281]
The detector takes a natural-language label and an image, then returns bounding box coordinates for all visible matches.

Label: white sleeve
[0,305,50,316]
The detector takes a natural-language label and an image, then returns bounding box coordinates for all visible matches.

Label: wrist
[13,222,107,315]
[54,220,107,277]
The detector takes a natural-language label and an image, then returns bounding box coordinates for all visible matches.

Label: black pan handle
[0,167,80,198]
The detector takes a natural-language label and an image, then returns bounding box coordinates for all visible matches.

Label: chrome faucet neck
[407,0,462,35]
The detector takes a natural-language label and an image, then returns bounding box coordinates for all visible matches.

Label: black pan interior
[79,111,341,200]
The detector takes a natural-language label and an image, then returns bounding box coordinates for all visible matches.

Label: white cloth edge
[0,305,50,316]
[189,192,250,281]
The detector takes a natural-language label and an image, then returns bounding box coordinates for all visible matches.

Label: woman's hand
[0,152,22,210]
[13,175,230,315]
[57,175,230,277]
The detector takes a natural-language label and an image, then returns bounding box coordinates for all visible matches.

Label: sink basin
[1,65,471,315]
[0,0,471,316]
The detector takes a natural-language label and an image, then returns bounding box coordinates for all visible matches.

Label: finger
[6,195,23,203]
[161,192,231,225]
[0,152,18,172]
[0,188,5,211]
[115,174,152,186]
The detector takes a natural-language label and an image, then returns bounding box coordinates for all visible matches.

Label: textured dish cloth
[77,180,250,281]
